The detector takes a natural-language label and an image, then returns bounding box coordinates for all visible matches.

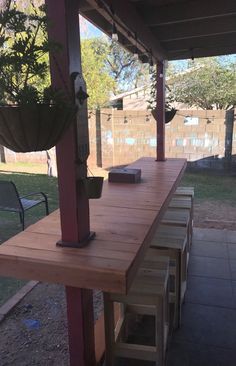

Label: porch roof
[80,0,236,61]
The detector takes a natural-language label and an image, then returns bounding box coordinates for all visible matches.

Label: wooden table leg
[66,287,96,366]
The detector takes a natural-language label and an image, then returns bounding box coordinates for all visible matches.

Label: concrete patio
[167,227,236,366]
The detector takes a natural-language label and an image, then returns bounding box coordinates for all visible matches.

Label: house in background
[110,66,205,111]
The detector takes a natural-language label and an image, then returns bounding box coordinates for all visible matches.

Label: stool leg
[175,251,181,329]
[103,293,116,366]
[155,298,164,366]
[181,246,188,304]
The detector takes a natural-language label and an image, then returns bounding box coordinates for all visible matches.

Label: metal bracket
[56,231,96,248]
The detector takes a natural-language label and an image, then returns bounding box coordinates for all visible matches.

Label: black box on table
[108,168,141,183]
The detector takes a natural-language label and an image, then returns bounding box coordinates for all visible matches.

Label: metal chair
[0,180,49,230]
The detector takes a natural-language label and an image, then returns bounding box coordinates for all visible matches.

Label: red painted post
[156,61,166,161]
[45,1,95,365]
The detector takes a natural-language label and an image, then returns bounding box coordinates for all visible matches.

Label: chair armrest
[20,192,48,201]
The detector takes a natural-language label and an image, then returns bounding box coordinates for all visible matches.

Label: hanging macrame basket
[84,176,104,199]
[0,104,77,152]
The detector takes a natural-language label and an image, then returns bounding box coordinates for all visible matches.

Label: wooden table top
[0,158,186,294]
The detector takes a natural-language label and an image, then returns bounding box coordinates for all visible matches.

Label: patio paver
[188,256,231,279]
[167,227,236,366]
[185,276,235,308]
[191,240,228,259]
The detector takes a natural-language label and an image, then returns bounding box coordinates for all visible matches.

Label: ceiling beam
[168,45,236,61]
[141,0,236,26]
[163,33,236,52]
[153,16,236,42]
[83,0,167,61]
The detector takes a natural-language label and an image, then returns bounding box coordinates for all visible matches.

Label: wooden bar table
[0,158,186,294]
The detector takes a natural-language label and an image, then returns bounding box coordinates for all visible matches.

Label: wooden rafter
[139,0,236,26]
[81,0,167,61]
[80,0,236,60]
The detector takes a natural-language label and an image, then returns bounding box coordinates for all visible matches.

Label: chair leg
[45,198,49,216]
[19,211,25,231]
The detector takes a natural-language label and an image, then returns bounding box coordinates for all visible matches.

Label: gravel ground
[0,283,103,366]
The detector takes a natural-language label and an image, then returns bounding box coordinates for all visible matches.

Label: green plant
[0,1,66,105]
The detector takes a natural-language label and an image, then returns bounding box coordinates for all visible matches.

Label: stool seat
[174,187,194,206]
[151,225,187,251]
[175,186,194,195]
[111,267,168,304]
[162,208,190,227]
[169,198,192,210]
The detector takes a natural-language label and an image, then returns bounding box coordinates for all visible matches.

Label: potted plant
[84,176,104,199]
[148,68,177,123]
[83,168,104,199]
[0,1,76,152]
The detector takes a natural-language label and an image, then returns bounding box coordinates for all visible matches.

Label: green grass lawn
[0,170,58,306]
[181,171,236,204]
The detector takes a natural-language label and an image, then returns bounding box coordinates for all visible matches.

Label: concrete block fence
[2,109,235,171]
[88,109,236,170]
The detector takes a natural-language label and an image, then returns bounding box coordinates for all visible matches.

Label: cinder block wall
[4,149,47,164]
[2,109,235,170]
[88,109,233,169]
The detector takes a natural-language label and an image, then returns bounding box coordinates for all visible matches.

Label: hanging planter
[0,104,76,152]
[84,176,104,199]
[165,108,177,123]
[151,108,177,124]
[0,3,77,152]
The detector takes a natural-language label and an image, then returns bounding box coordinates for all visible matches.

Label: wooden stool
[169,197,193,247]
[103,265,169,366]
[174,186,194,206]
[150,224,187,329]
[142,249,176,332]
[174,186,194,246]
[162,208,191,254]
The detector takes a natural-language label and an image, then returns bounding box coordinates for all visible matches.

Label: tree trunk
[0,145,6,163]
[46,148,57,177]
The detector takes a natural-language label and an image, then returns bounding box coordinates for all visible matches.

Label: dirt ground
[0,171,236,365]
[0,284,103,366]
[194,200,236,230]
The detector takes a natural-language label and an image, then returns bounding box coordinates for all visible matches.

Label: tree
[81,39,115,109]
[168,58,236,110]
[90,38,150,94]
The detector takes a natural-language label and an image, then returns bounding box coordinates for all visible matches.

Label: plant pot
[84,176,104,199]
[165,108,177,123]
[151,108,177,123]
[0,104,77,152]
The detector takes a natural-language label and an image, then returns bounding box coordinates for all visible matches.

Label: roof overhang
[80,0,236,62]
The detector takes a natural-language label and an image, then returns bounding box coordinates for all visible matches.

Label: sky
[79,16,236,68]
[79,16,103,39]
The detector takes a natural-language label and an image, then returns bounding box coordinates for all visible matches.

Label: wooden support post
[224,108,235,171]
[95,109,102,167]
[45,1,95,365]
[156,61,166,161]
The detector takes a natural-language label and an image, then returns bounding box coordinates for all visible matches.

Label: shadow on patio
[167,227,236,366]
